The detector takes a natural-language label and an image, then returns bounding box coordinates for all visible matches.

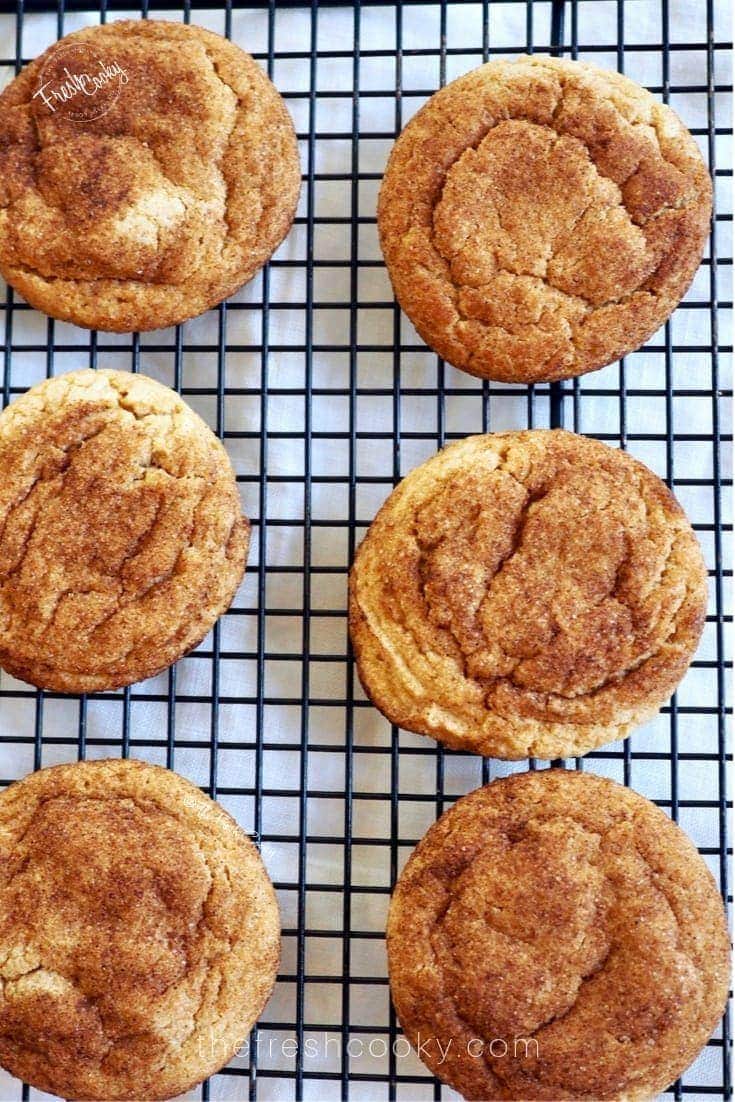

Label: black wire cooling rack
[0,1,731,1100]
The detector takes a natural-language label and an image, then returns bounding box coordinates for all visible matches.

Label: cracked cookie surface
[0,758,280,1101]
[0,368,248,693]
[0,20,300,332]
[349,430,707,759]
[388,769,730,1101]
[378,55,712,383]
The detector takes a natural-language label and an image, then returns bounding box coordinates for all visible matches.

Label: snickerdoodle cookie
[0,369,248,693]
[388,768,730,1101]
[0,758,280,1101]
[378,55,712,383]
[349,430,707,759]
[0,20,300,332]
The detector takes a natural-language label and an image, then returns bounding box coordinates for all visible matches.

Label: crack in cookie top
[349,430,707,760]
[0,369,248,693]
[378,55,712,383]
[0,759,280,1101]
[387,770,730,1101]
[0,20,300,332]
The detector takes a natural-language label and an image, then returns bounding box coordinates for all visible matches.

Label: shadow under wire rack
[0,0,731,1100]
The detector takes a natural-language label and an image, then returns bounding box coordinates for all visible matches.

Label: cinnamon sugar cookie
[378,56,712,383]
[388,769,730,1101]
[0,758,280,1100]
[349,430,707,759]
[0,20,300,332]
[0,369,248,692]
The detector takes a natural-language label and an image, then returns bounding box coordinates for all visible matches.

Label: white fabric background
[0,2,731,1099]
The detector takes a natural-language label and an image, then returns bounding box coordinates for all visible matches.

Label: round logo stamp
[33,40,129,123]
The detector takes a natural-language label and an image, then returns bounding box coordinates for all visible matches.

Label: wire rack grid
[0,1,731,1100]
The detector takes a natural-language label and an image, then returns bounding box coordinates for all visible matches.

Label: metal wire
[0,1,731,1100]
